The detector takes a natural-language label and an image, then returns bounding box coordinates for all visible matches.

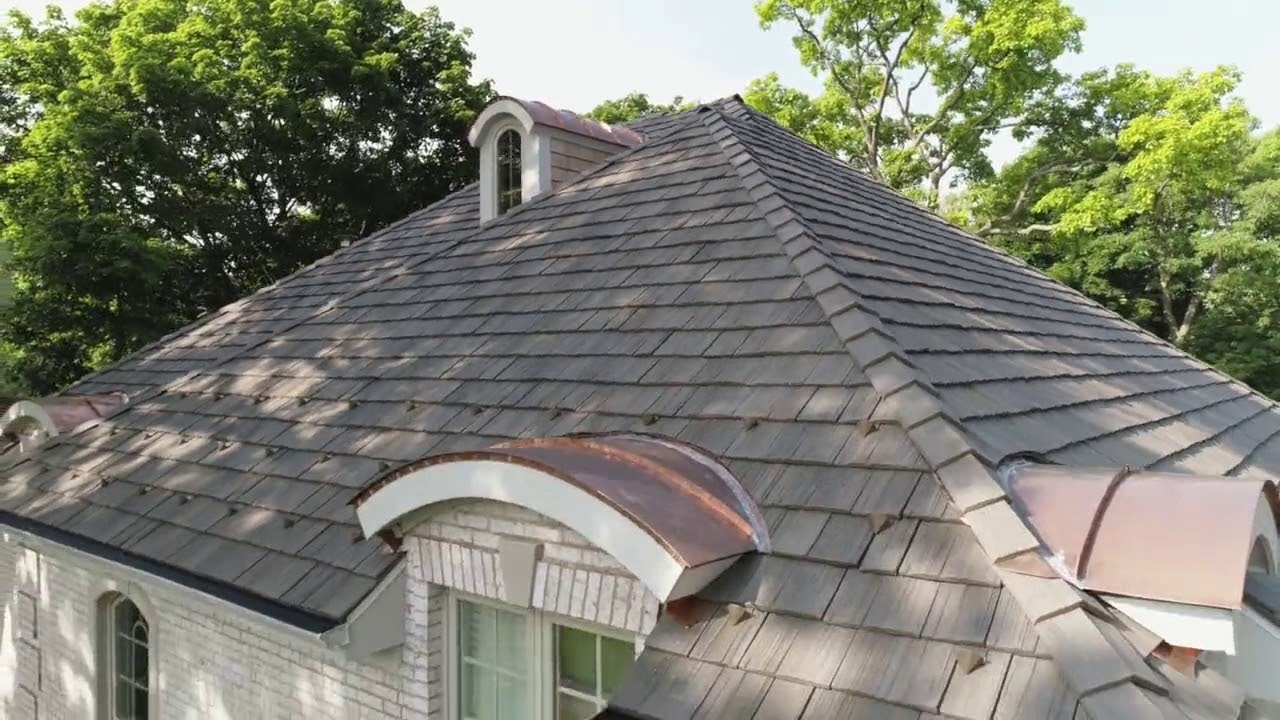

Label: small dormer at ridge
[468,97,644,222]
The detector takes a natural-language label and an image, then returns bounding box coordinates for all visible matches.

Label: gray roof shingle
[3,98,1259,717]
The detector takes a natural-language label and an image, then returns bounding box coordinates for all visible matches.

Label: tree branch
[867,19,918,175]
[982,222,1060,237]
[787,9,877,172]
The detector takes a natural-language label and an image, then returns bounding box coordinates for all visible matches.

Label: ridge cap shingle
[695,103,1198,718]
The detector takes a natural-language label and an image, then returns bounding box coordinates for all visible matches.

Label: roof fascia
[1,517,337,636]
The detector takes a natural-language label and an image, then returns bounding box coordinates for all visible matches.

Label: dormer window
[468,98,643,224]
[496,129,523,214]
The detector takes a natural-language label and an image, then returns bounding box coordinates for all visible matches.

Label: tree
[748,0,1085,206]
[586,92,693,124]
[0,0,493,395]
[967,66,1280,397]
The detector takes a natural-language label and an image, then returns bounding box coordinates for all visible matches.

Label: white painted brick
[569,568,588,618]
[1,530,428,720]
[15,591,37,640]
[597,575,616,627]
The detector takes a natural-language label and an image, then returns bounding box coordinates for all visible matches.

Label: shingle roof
[0,98,1262,717]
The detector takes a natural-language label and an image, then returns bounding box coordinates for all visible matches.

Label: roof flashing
[1003,462,1280,610]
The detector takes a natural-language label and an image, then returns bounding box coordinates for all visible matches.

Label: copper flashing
[4,392,129,436]
[510,97,645,148]
[1003,462,1280,609]
[353,433,769,570]
[42,393,128,432]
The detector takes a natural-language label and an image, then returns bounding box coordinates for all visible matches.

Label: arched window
[104,595,150,719]
[496,129,523,214]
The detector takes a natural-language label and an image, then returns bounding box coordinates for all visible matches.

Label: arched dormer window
[496,128,523,214]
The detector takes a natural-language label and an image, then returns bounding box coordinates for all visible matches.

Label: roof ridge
[696,103,1176,717]
[30,117,710,462]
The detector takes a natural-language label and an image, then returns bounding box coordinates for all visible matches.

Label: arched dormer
[3,392,128,453]
[353,433,769,603]
[996,461,1280,706]
[468,98,643,223]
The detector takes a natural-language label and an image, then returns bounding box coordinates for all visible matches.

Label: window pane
[114,674,131,719]
[114,630,132,685]
[458,601,527,720]
[461,661,495,720]
[494,608,526,673]
[556,626,597,696]
[557,692,600,720]
[600,635,634,697]
[495,670,526,720]
[133,684,149,720]
[132,639,149,689]
[459,601,496,663]
[114,599,139,637]
[496,129,522,213]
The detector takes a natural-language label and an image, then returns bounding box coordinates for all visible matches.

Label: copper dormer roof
[4,392,129,436]
[353,433,769,601]
[468,96,645,149]
[1001,461,1280,609]
[512,98,645,147]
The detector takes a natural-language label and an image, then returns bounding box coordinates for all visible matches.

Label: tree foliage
[966,66,1280,397]
[0,0,492,394]
[749,0,1084,205]
[585,92,694,124]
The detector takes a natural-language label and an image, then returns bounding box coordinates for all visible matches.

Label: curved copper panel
[43,393,128,432]
[1005,462,1280,608]
[5,392,128,434]
[353,433,767,569]
[514,98,645,148]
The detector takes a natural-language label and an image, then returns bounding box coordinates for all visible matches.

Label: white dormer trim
[470,99,551,223]
[355,459,738,602]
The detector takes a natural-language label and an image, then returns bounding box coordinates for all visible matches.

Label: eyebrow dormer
[468,97,643,223]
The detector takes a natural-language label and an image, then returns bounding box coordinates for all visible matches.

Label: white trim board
[356,460,740,602]
[1103,594,1236,653]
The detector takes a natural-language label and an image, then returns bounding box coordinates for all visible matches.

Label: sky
[5,0,1278,166]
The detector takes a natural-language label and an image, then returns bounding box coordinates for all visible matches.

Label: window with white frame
[495,128,523,215]
[105,595,150,720]
[452,594,636,720]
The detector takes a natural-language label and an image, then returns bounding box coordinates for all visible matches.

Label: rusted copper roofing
[1001,462,1280,608]
[510,97,645,148]
[353,432,769,568]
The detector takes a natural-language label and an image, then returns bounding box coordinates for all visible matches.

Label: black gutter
[0,510,339,634]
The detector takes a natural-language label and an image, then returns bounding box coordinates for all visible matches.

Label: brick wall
[1,500,656,720]
[0,528,429,720]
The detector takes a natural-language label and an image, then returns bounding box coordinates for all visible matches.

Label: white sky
[5,0,1277,167]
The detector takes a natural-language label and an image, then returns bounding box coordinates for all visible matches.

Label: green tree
[586,92,693,124]
[748,0,1085,206]
[968,66,1280,396]
[0,0,492,394]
